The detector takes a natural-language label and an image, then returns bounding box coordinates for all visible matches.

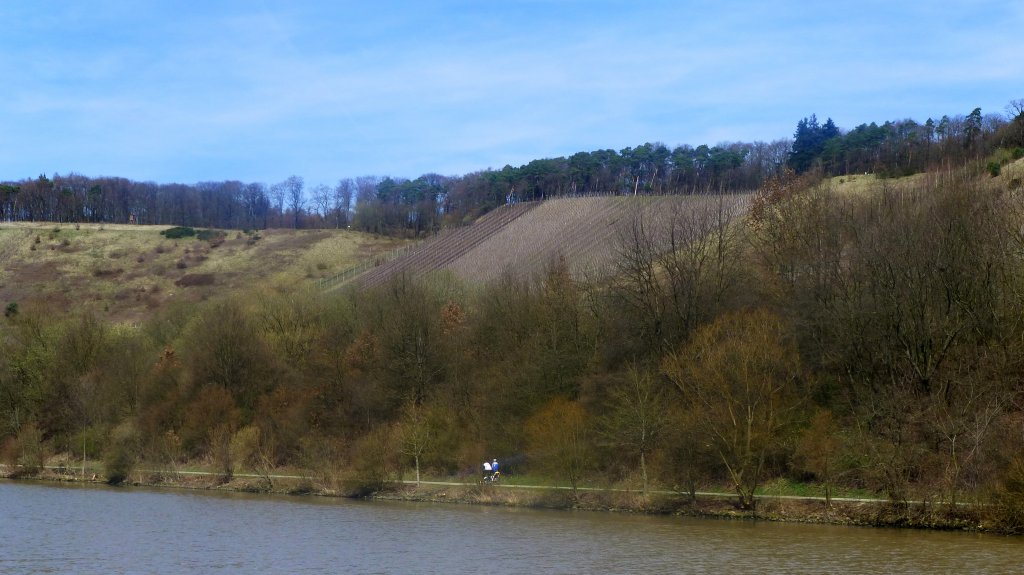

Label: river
[0,481,1021,574]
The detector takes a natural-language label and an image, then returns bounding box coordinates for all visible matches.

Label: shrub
[298,435,347,493]
[174,273,215,287]
[987,161,1001,177]
[160,226,196,239]
[991,457,1024,534]
[4,302,17,318]
[1013,147,1024,160]
[92,267,124,278]
[71,425,107,476]
[0,437,17,467]
[179,386,239,461]
[229,426,261,471]
[211,424,234,481]
[104,422,141,485]
[347,426,399,495]
[13,423,46,476]
[196,229,225,243]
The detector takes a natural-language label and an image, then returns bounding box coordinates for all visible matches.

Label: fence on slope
[320,192,752,291]
[443,196,674,285]
[316,242,419,291]
[441,197,585,284]
[546,196,635,278]
[499,196,630,282]
[353,202,539,290]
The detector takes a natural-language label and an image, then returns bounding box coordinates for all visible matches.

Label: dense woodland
[4,102,1023,237]
[4,102,1024,531]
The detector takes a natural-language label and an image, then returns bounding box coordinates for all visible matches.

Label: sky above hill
[1,1,1021,187]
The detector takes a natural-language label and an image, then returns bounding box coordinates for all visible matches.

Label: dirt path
[5,464,907,506]
[398,479,894,504]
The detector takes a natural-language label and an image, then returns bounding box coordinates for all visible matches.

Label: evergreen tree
[788,114,840,173]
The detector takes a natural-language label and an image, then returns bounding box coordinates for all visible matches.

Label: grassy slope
[828,155,1024,194]
[5,159,1019,321]
[0,222,406,322]
[997,154,1024,184]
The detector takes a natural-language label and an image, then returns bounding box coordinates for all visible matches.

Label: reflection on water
[0,481,1021,574]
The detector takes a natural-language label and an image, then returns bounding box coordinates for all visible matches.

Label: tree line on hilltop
[3,101,1022,237]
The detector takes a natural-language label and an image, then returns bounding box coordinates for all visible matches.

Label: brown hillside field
[0,222,405,322]
[445,195,751,284]
[359,195,751,287]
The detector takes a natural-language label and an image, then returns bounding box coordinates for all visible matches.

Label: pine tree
[788,114,840,173]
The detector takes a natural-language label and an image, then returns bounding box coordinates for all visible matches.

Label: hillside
[9,160,1024,534]
[0,223,405,322]
[347,194,751,288]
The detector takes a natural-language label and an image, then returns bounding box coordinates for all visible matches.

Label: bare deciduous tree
[526,397,592,495]
[610,195,747,356]
[663,309,805,510]
[600,366,669,495]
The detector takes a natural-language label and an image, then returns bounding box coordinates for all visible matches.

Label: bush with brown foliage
[175,273,215,287]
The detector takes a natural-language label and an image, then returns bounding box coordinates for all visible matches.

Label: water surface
[0,481,1020,574]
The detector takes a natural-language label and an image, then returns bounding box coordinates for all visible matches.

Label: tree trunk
[640,450,648,496]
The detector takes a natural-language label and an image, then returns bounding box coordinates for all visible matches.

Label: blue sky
[1,1,1021,187]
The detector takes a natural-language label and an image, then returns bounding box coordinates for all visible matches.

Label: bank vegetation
[5,103,1024,533]
[4,155,1024,532]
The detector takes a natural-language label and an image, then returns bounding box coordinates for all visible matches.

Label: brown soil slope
[353,194,750,287]
[354,202,538,289]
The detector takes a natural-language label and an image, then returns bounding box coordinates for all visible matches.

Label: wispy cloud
[1,1,1021,184]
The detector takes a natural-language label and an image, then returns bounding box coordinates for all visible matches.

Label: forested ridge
[4,102,1023,237]
[4,103,1024,532]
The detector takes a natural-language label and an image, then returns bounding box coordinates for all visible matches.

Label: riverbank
[1,462,1002,533]
[372,481,992,533]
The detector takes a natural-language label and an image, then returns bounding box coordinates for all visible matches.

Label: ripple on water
[0,482,1021,574]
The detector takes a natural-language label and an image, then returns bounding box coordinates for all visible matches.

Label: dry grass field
[828,156,1024,195]
[998,155,1024,184]
[827,172,926,195]
[0,222,405,322]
